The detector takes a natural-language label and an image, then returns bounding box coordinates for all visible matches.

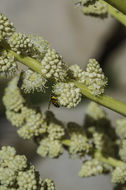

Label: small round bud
[0,13,15,41]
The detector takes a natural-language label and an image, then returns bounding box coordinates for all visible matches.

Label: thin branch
[103,0,126,15]
[100,0,126,26]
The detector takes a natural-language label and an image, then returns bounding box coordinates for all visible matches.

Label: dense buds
[67,122,92,157]
[37,137,63,158]
[29,34,49,60]
[79,159,103,177]
[0,146,55,189]
[69,64,85,83]
[8,32,34,55]
[41,48,68,81]
[85,59,108,95]
[0,13,15,41]
[53,82,82,108]
[0,50,17,76]
[20,69,47,93]
[3,77,25,112]
[17,111,47,139]
[112,165,126,184]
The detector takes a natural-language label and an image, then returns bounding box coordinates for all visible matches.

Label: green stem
[100,0,126,26]
[7,49,126,117]
[75,81,126,117]
[95,151,124,167]
[103,0,126,15]
[9,50,42,75]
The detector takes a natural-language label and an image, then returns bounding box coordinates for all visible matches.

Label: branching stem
[7,49,126,117]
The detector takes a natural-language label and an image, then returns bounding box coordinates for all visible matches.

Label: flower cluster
[3,77,25,112]
[29,34,50,60]
[69,64,85,83]
[79,159,104,177]
[41,48,68,81]
[85,59,108,95]
[0,146,55,189]
[0,13,15,41]
[53,82,82,108]
[3,77,47,139]
[112,164,126,184]
[8,32,34,55]
[37,111,65,158]
[67,122,92,157]
[0,50,17,77]
[20,69,47,93]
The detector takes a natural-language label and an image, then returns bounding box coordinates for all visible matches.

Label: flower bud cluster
[41,48,68,81]
[0,50,17,76]
[112,164,126,184]
[0,13,15,41]
[82,1,108,17]
[3,77,47,139]
[69,64,85,83]
[85,59,108,95]
[17,111,47,139]
[67,122,92,157]
[87,101,107,120]
[53,82,82,108]
[0,146,55,189]
[29,34,50,60]
[3,77,25,112]
[8,32,34,55]
[37,112,65,158]
[20,69,47,93]
[116,119,126,139]
[37,137,63,158]
[43,178,55,190]
[79,159,103,177]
